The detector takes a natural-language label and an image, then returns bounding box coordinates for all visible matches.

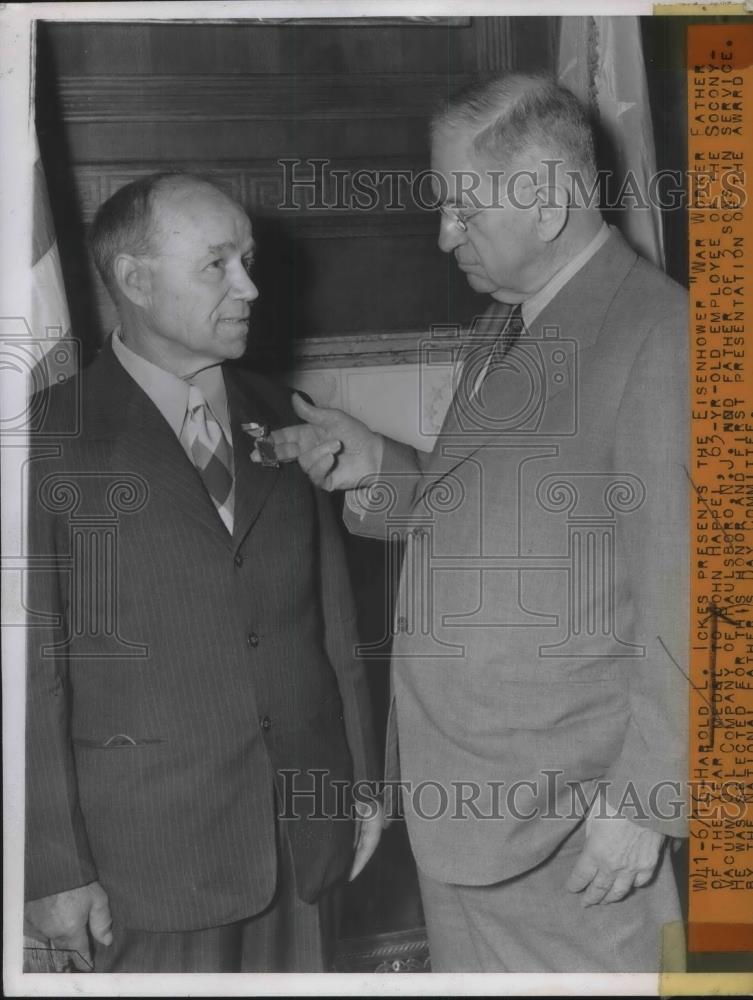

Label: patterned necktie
[184,384,234,533]
[471,303,525,399]
[498,302,525,358]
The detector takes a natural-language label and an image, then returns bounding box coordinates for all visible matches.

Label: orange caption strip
[687,22,753,955]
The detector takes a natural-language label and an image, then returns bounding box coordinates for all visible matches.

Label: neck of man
[117,313,218,380]
[506,207,605,303]
[556,205,605,258]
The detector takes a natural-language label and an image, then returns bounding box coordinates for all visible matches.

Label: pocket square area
[73,734,166,749]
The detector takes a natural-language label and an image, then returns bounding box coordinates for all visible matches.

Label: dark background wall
[35,17,545,946]
[33,15,688,953]
[35,17,559,370]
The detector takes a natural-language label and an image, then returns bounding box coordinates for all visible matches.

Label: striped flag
[30,135,78,391]
[19,145,80,967]
[558,16,665,270]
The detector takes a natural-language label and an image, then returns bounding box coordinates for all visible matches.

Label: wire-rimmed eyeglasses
[438,204,484,232]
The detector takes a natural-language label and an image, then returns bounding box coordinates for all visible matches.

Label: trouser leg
[417,824,681,973]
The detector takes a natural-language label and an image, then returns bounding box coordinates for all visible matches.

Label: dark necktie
[499,303,525,358]
[474,303,525,396]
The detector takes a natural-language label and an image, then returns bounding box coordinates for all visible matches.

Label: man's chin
[226,339,248,360]
[218,327,249,358]
[464,271,496,293]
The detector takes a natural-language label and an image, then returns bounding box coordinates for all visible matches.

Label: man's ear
[534,184,569,243]
[113,253,152,307]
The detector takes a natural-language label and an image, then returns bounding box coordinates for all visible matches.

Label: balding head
[91,172,258,376]
[89,172,238,301]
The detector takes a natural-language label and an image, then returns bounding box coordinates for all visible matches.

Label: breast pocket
[72,734,166,749]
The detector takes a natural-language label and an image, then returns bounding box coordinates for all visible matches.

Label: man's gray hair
[432,73,597,184]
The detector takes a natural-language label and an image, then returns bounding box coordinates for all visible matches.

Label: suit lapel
[88,341,234,549]
[413,229,639,506]
[414,300,510,506]
[87,345,286,551]
[531,225,637,353]
[224,369,281,551]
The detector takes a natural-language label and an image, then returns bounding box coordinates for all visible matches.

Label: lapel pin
[241,422,280,468]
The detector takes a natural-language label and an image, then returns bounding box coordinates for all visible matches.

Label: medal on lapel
[241,422,280,468]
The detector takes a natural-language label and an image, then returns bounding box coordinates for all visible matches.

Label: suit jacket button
[247,631,259,648]
[260,715,272,731]
[234,553,244,568]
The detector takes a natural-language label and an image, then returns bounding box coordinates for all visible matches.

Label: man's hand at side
[258,393,384,491]
[565,807,664,907]
[349,799,384,882]
[25,881,113,970]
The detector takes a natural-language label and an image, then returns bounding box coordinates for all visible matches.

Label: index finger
[268,440,304,462]
[268,425,310,447]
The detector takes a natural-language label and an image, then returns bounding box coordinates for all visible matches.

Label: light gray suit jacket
[346,229,689,885]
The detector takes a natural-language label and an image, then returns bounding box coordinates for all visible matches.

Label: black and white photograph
[2,1,752,995]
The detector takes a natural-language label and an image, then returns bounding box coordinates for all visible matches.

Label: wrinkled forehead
[150,181,253,253]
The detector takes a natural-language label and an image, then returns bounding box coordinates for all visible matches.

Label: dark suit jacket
[25,339,377,931]
[346,229,689,884]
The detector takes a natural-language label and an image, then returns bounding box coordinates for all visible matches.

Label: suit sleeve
[316,491,380,786]
[605,314,690,838]
[25,443,98,900]
[342,435,430,540]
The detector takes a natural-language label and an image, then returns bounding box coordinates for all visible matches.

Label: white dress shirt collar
[111,329,231,442]
[521,222,611,327]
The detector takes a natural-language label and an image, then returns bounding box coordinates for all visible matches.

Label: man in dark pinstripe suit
[23,174,380,972]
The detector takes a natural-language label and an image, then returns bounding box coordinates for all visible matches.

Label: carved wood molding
[286,215,435,239]
[243,330,444,372]
[289,329,451,369]
[475,18,513,72]
[72,163,441,238]
[72,161,423,214]
[55,72,478,123]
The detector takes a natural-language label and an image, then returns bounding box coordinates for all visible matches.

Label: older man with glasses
[264,73,689,973]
